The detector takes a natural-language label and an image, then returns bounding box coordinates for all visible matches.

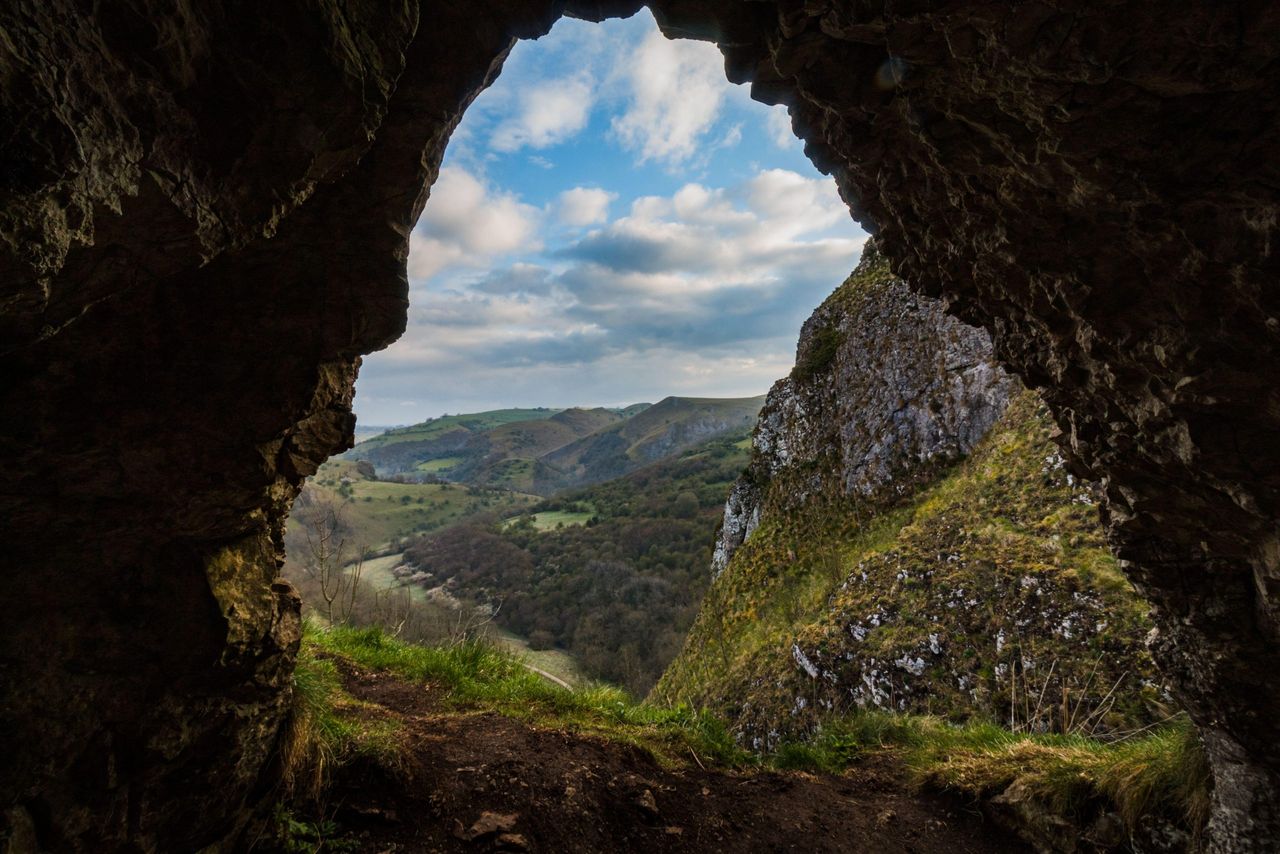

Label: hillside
[346,405,646,489]
[399,428,755,695]
[655,248,1163,747]
[447,407,625,491]
[351,408,564,454]
[343,398,760,497]
[537,395,764,492]
[290,459,539,550]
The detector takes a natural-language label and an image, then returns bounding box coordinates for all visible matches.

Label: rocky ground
[285,657,1027,853]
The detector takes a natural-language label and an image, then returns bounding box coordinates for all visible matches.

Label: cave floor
[284,657,1028,853]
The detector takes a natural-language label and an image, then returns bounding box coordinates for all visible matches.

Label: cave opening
[3,2,1278,851]
[282,8,868,699]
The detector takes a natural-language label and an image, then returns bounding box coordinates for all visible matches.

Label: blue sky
[353,9,867,425]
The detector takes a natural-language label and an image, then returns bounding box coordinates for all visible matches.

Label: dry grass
[911,715,1210,838]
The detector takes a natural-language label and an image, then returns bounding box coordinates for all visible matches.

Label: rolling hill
[446,407,625,491]
[343,397,763,496]
[536,395,765,491]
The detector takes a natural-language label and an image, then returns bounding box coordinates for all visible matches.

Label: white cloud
[557,187,617,227]
[611,30,728,165]
[408,166,541,281]
[719,124,743,148]
[767,106,796,148]
[490,77,593,152]
[743,168,847,238]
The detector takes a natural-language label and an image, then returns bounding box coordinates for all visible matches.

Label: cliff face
[713,243,1017,576]
[659,252,1159,743]
[3,1,1279,849]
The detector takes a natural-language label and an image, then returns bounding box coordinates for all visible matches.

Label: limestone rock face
[2,0,1279,850]
[680,252,1157,750]
[713,243,1019,575]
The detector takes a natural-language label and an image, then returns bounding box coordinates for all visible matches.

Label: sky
[353,9,867,426]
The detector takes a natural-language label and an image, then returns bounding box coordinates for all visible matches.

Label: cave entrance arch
[313,7,869,699]
[2,2,1278,851]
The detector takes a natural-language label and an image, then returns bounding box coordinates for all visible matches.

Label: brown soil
[299,660,1028,853]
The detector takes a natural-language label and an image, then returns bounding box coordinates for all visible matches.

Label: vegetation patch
[502,507,597,531]
[401,431,753,694]
[791,323,843,382]
[281,639,406,802]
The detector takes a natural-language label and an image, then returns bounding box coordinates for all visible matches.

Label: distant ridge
[344,397,763,495]
[537,396,765,491]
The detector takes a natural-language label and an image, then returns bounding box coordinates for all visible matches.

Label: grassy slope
[302,459,538,549]
[655,391,1156,739]
[453,410,623,491]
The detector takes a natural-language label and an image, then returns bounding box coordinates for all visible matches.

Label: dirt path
[319,661,1028,853]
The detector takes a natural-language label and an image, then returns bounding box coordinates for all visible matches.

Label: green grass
[415,456,464,473]
[767,709,1207,837]
[503,509,595,531]
[303,621,744,767]
[297,475,538,547]
[282,641,404,801]
[906,715,1210,837]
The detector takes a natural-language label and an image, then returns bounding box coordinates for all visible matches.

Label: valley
[285,396,761,693]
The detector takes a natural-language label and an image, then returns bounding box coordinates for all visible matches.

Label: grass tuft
[281,624,405,801]
[904,714,1209,837]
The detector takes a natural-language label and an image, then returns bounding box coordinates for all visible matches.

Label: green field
[491,628,587,687]
[415,456,464,473]
[503,508,595,531]
[300,460,538,549]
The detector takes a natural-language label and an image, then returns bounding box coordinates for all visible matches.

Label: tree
[298,495,365,625]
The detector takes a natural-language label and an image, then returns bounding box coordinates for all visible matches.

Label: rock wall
[712,242,1018,576]
[1,1,1278,850]
[664,250,1158,751]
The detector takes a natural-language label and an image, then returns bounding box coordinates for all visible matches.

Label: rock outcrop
[712,243,1018,576]
[2,1,1278,850]
[660,251,1159,748]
